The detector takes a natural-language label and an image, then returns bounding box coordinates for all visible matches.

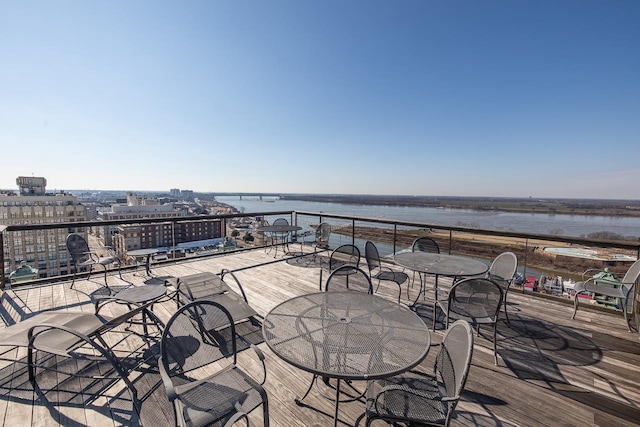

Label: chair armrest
[158,356,177,402]
[238,335,267,385]
[79,250,100,263]
[220,269,251,304]
[581,268,621,282]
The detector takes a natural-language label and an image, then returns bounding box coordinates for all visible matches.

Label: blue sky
[1,1,639,199]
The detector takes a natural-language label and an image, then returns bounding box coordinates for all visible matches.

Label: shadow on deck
[0,247,639,426]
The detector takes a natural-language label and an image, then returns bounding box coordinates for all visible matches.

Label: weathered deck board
[1,247,639,426]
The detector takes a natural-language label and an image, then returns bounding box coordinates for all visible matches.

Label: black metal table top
[127,248,160,257]
[262,292,430,380]
[394,251,488,277]
[114,284,166,304]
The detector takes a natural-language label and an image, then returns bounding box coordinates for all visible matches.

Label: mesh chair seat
[366,371,446,424]
[376,269,409,284]
[172,365,267,427]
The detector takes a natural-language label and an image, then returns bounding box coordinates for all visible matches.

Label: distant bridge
[206,192,282,200]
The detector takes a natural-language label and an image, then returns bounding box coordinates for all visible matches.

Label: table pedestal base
[295,374,366,427]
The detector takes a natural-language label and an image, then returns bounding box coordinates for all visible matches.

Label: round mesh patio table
[394,251,488,305]
[263,291,430,426]
[256,224,302,257]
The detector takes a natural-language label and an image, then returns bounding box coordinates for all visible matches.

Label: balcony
[1,211,640,426]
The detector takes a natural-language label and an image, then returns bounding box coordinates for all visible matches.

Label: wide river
[217,196,640,239]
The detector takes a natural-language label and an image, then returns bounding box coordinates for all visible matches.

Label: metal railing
[2,209,639,290]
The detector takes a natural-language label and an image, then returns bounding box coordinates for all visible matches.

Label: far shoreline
[278,194,640,218]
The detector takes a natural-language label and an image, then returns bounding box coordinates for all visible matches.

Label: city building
[98,193,222,258]
[0,176,87,279]
[96,192,187,247]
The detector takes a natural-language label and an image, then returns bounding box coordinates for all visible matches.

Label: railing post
[393,224,397,254]
[351,219,355,245]
[522,238,529,293]
[171,221,176,260]
[448,230,453,255]
[0,226,6,290]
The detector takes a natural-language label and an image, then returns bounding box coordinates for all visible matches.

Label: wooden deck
[1,247,640,426]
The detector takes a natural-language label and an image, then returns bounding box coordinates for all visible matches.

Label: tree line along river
[217,196,640,240]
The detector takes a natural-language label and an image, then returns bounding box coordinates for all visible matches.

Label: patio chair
[299,221,331,249]
[571,259,640,332]
[434,278,503,364]
[270,217,291,254]
[410,236,440,293]
[159,300,269,427]
[485,252,518,324]
[168,270,259,325]
[412,236,440,254]
[66,233,125,292]
[362,320,474,427]
[325,265,373,294]
[0,296,163,402]
[319,244,361,290]
[298,222,332,265]
[364,241,408,302]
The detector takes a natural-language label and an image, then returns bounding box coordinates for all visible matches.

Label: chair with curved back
[319,244,361,290]
[486,252,518,324]
[325,265,373,294]
[66,233,125,292]
[159,300,269,427]
[410,236,441,297]
[571,259,640,331]
[364,241,408,302]
[363,319,474,427]
[298,222,332,266]
[434,278,503,364]
[267,217,291,257]
[412,237,440,254]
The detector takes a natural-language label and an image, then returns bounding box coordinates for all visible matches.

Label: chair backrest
[621,259,640,289]
[412,237,440,254]
[66,234,91,264]
[161,300,237,378]
[488,252,518,288]
[315,222,331,248]
[447,278,504,322]
[273,218,289,226]
[435,320,474,408]
[325,265,373,294]
[329,244,360,271]
[364,241,382,275]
